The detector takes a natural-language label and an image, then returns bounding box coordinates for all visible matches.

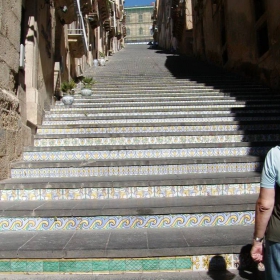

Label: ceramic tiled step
[0,173,261,201]
[71,93,277,101]
[52,99,280,109]
[0,225,253,259]
[21,145,272,162]
[41,111,280,124]
[56,96,241,104]
[33,131,280,147]
[36,121,280,135]
[0,194,256,217]
[48,106,280,117]
[47,108,280,119]
[10,156,264,179]
[73,89,271,95]
[0,196,256,232]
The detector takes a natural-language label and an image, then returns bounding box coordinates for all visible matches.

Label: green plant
[99,51,105,58]
[61,79,76,95]
[82,77,96,89]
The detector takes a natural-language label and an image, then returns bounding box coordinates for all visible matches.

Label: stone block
[0,62,10,89]
[22,124,32,147]
[0,34,19,72]
[5,130,16,162]
[14,127,24,159]
[0,155,9,180]
[0,128,6,157]
[0,110,20,131]
[10,0,22,21]
[0,10,21,49]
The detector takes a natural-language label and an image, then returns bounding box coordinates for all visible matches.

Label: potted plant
[81,77,96,96]
[61,79,76,105]
[99,51,106,66]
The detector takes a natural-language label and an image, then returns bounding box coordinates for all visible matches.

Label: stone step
[46,104,280,116]
[53,99,280,109]
[33,131,280,147]
[71,94,277,101]
[75,88,271,94]
[0,225,253,259]
[0,172,261,201]
[0,194,256,218]
[52,103,248,112]
[57,96,240,105]
[41,111,280,123]
[36,121,280,135]
[22,142,272,162]
[72,90,271,98]
[10,156,263,179]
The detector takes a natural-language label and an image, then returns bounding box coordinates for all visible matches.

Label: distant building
[124,5,154,43]
[153,0,193,54]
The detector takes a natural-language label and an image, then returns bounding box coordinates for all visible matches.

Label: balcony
[97,0,110,21]
[67,0,88,58]
[54,0,93,23]
[104,18,111,32]
[88,12,100,29]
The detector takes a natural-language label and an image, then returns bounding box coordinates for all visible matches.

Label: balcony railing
[67,0,89,54]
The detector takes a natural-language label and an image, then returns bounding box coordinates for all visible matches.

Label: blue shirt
[261,146,280,189]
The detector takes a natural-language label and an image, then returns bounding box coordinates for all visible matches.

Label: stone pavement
[0,269,265,280]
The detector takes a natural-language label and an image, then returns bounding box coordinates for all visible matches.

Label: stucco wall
[0,0,32,179]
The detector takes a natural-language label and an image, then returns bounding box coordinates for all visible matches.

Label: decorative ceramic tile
[33,134,279,147]
[0,190,18,201]
[0,211,255,231]
[0,183,260,202]
[42,115,280,126]
[23,146,269,161]
[40,189,63,200]
[11,162,262,179]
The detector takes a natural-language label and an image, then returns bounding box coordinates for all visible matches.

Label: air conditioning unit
[19,44,25,69]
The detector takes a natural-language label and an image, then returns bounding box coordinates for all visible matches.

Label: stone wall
[0,0,32,180]
[192,0,280,90]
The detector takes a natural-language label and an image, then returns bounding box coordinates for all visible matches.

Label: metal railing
[68,0,89,53]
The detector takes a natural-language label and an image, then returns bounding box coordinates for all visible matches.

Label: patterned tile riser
[46,107,248,119]
[11,162,262,179]
[37,123,280,135]
[48,108,280,115]
[34,134,280,147]
[0,183,260,201]
[0,254,241,273]
[42,116,280,125]
[0,211,254,231]
[23,147,269,161]
[53,103,242,111]
[54,99,239,107]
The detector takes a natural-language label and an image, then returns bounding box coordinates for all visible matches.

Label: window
[126,15,130,23]
[256,22,269,57]
[139,14,143,22]
[139,27,143,35]
[126,28,130,35]
[254,0,265,21]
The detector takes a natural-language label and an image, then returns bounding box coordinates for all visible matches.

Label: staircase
[0,45,279,274]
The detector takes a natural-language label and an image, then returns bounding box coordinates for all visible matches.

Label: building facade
[154,0,193,54]
[192,0,280,90]
[124,5,154,44]
[0,0,125,180]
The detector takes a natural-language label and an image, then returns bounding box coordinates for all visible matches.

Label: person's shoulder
[267,146,280,158]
